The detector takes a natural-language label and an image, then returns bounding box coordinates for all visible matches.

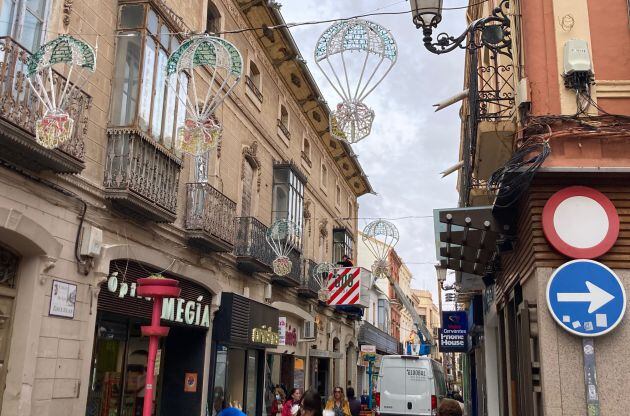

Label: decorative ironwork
[0,246,19,289]
[104,130,181,221]
[234,217,275,268]
[242,141,261,192]
[0,36,90,163]
[301,259,322,293]
[419,0,512,58]
[478,63,515,121]
[266,219,302,277]
[277,118,290,139]
[185,182,236,249]
[362,219,399,278]
[245,75,263,102]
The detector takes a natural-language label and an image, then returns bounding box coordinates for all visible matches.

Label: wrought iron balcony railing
[298,259,321,298]
[0,36,91,173]
[277,119,291,139]
[104,130,182,222]
[234,217,275,273]
[185,182,236,252]
[245,75,263,102]
[477,63,515,122]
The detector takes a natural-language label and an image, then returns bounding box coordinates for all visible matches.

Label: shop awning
[433,206,504,276]
[358,321,399,355]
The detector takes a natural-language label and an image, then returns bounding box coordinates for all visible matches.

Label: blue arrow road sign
[547,259,626,337]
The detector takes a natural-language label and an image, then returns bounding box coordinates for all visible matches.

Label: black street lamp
[410,0,512,56]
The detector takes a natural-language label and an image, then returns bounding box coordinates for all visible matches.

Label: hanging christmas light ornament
[314,19,397,144]
[166,34,243,155]
[362,219,400,278]
[313,262,336,301]
[266,219,302,276]
[26,35,96,149]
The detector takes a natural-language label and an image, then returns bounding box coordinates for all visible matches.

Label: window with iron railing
[110,3,188,150]
[272,164,305,249]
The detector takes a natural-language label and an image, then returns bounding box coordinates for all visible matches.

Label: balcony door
[241,159,255,217]
[0,0,48,51]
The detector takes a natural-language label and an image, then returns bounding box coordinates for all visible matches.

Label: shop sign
[439,311,468,353]
[106,273,210,328]
[279,317,287,345]
[360,345,376,362]
[184,373,198,392]
[252,325,279,345]
[49,280,77,319]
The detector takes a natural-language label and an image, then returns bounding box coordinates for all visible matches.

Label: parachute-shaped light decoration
[166,34,243,155]
[26,35,96,149]
[313,262,336,301]
[314,19,397,144]
[362,219,400,278]
[266,219,302,277]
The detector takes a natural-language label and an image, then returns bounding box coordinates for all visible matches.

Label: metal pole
[582,338,600,416]
[367,360,373,410]
[143,297,163,416]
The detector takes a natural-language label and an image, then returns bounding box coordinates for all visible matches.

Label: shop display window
[213,346,262,416]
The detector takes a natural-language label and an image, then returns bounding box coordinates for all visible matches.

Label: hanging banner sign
[279,317,287,345]
[439,311,468,353]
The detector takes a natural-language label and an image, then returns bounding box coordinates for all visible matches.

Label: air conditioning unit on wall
[302,321,316,340]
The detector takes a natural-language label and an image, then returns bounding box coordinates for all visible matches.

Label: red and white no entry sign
[542,186,619,259]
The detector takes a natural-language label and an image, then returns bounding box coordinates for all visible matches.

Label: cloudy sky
[281,1,466,298]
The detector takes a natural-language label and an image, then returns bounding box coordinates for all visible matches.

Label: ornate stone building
[0,0,371,415]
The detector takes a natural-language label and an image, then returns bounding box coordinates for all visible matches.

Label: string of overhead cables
[2,0,489,39]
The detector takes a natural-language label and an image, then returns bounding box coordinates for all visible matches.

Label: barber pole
[327,267,365,306]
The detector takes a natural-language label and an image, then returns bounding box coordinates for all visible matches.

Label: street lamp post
[434,264,448,385]
[410,0,512,57]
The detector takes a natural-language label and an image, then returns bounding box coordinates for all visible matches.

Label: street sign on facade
[542,186,619,259]
[546,259,626,337]
[439,311,468,352]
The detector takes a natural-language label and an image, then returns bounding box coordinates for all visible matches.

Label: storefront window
[213,347,263,415]
[246,350,259,416]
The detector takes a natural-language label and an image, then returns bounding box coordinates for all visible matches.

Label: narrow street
[0,1,626,416]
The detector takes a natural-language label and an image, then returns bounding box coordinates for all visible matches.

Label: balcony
[271,248,302,287]
[234,217,275,273]
[185,182,236,252]
[103,130,182,222]
[0,37,91,173]
[297,259,320,298]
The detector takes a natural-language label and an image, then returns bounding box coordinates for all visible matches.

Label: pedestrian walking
[271,387,286,416]
[346,387,361,416]
[325,387,351,416]
[437,399,462,416]
[283,388,303,416]
[298,389,323,416]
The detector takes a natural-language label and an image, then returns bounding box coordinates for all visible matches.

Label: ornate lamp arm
[421,0,512,57]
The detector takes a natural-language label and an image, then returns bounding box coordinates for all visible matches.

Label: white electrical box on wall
[563,39,593,75]
[80,224,102,257]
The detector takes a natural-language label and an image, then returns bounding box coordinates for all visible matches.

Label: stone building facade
[0,0,371,415]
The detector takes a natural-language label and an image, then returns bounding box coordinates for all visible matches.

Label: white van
[375,355,447,416]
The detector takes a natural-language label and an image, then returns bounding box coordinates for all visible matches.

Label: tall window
[206,2,221,34]
[280,105,289,127]
[332,228,354,263]
[378,299,389,333]
[302,137,311,162]
[321,164,328,189]
[272,164,305,248]
[335,183,341,206]
[0,0,47,51]
[110,4,188,150]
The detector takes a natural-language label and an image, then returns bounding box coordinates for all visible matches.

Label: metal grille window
[272,164,305,248]
[0,0,47,51]
[110,3,188,149]
[332,228,354,263]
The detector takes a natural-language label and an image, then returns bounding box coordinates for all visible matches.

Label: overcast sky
[281,1,466,299]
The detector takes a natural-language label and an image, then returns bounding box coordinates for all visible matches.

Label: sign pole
[367,360,373,410]
[582,338,600,416]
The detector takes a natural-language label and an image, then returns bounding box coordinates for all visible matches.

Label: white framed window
[0,0,49,51]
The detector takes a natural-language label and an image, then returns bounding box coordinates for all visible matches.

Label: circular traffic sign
[546,259,626,337]
[542,186,619,259]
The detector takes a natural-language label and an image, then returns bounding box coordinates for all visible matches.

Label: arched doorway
[0,246,19,410]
